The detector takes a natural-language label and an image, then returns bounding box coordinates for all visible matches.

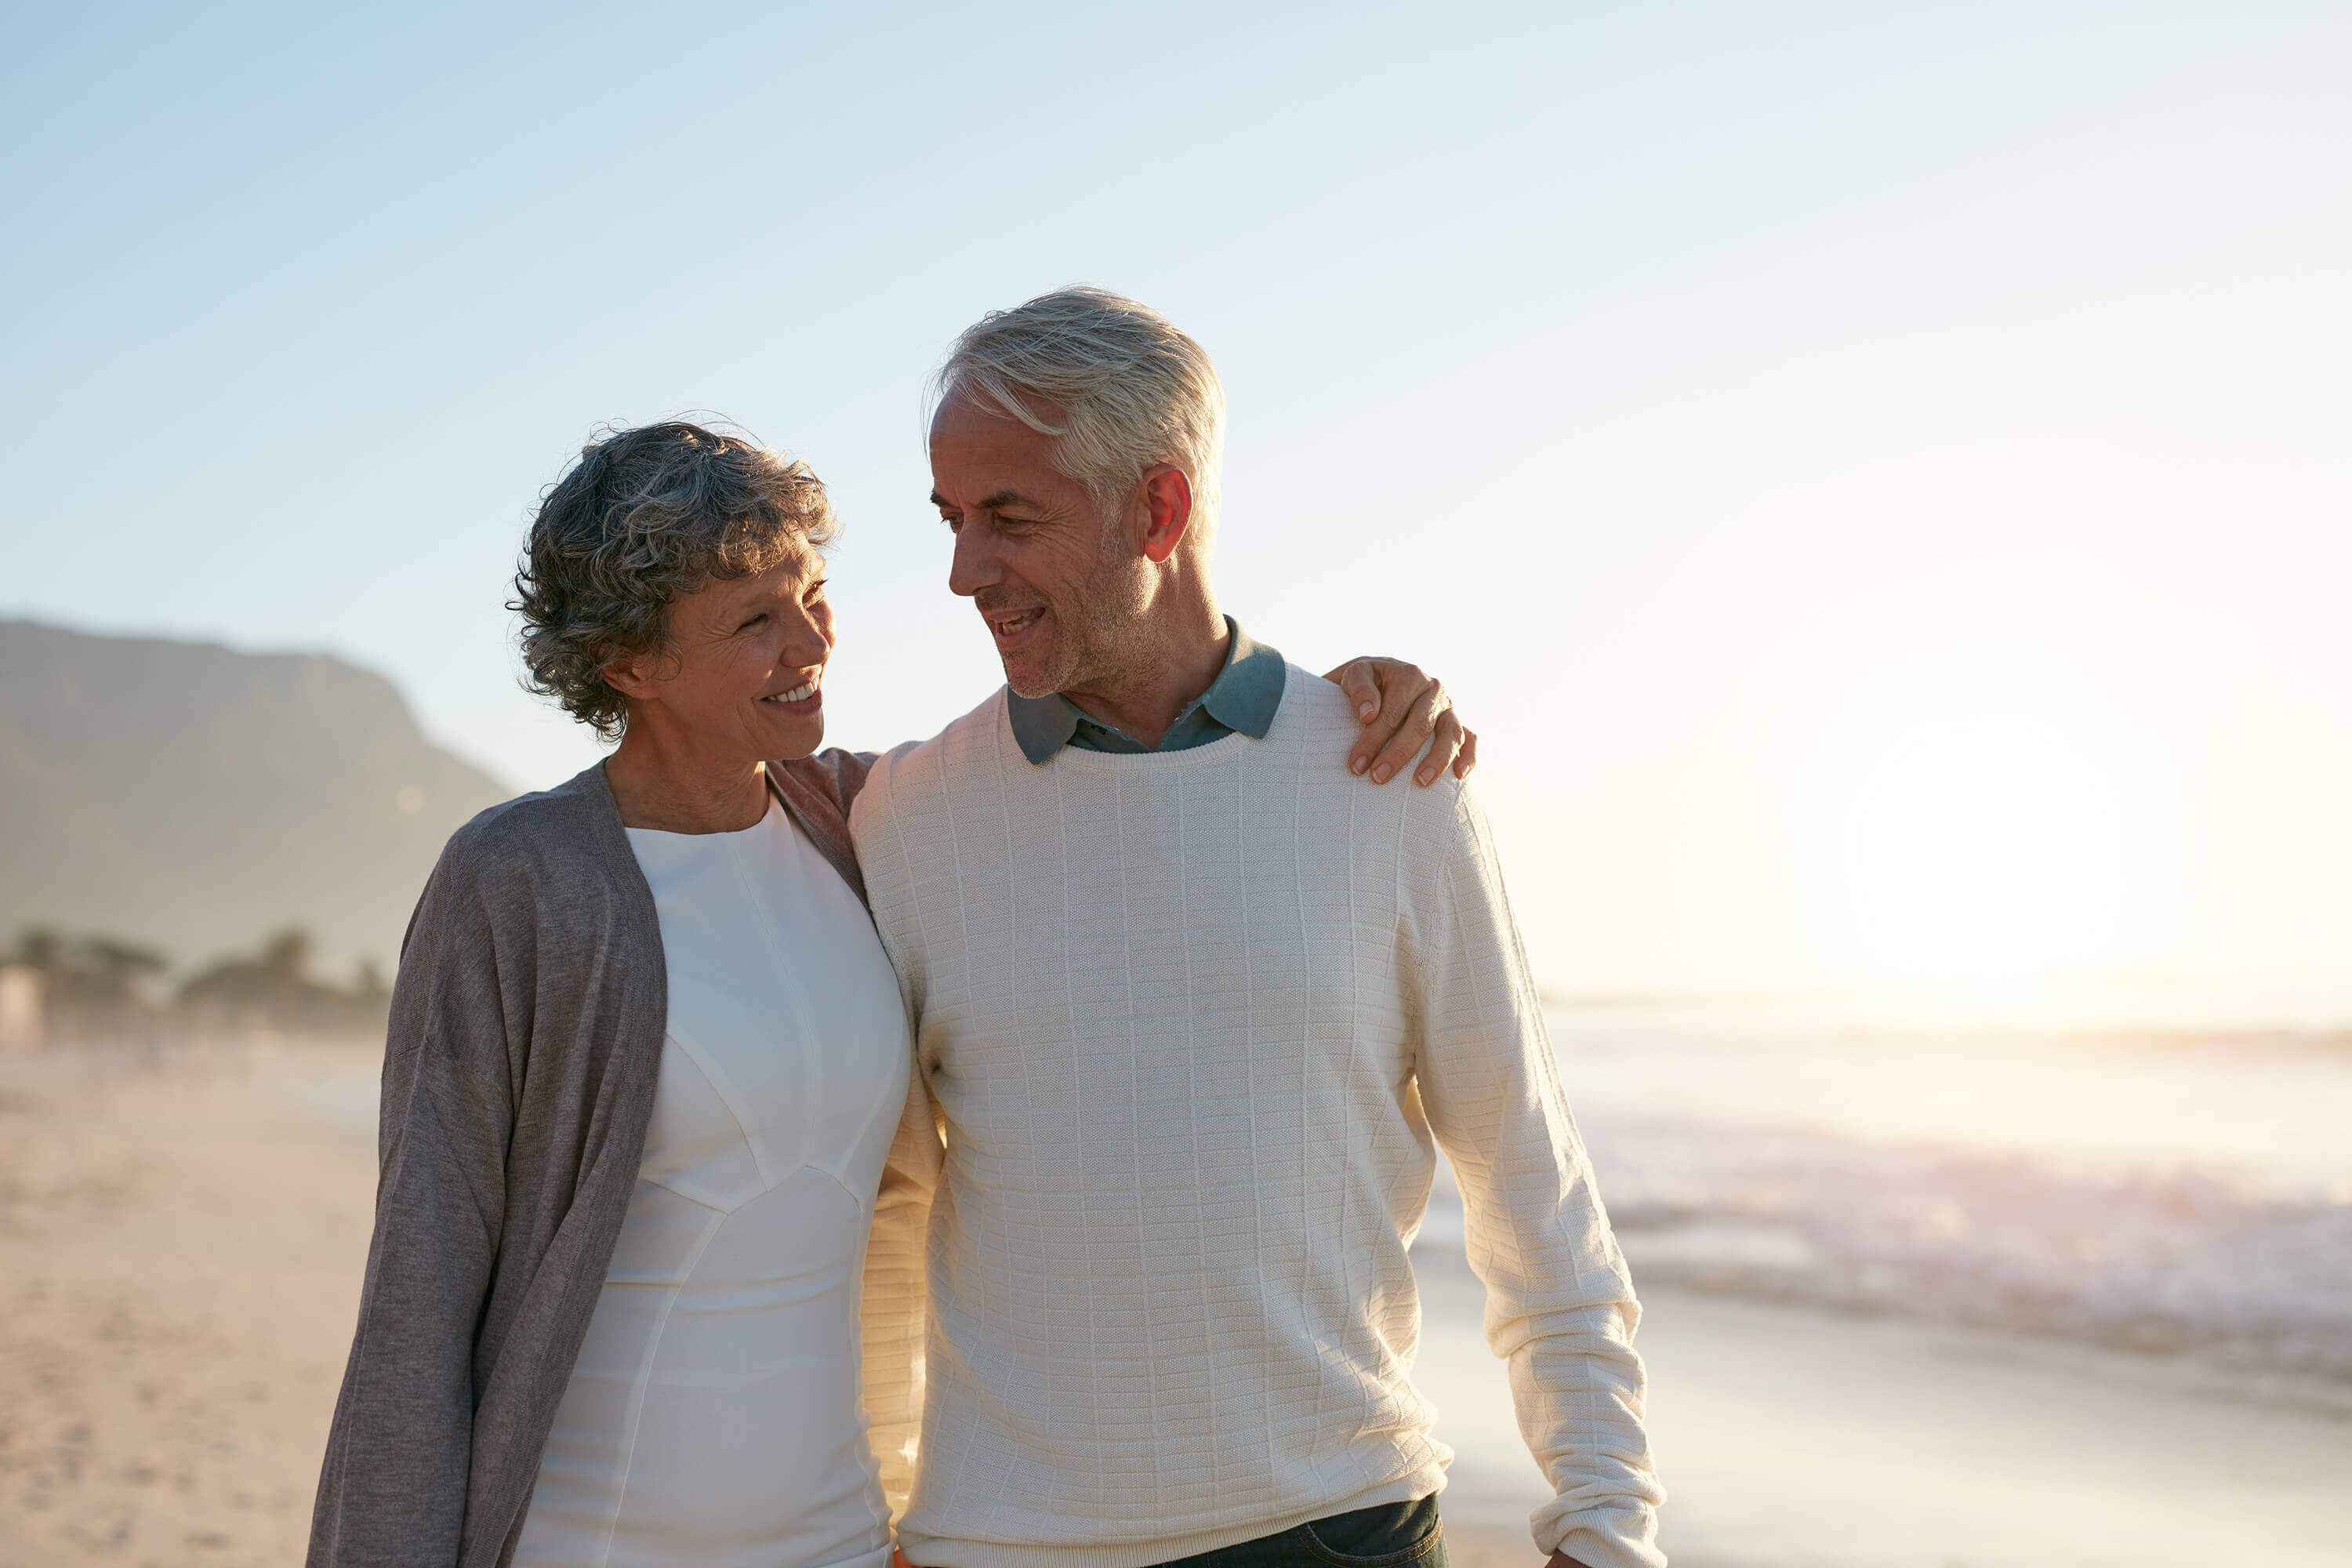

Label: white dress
[511,800,913,1568]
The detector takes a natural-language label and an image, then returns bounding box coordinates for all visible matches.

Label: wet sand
[5,1042,2349,1567]
[1416,1250,2352,1568]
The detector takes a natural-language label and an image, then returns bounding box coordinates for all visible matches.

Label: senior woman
[307,421,1475,1568]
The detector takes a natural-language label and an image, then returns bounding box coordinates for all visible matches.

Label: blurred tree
[85,938,168,998]
[4,924,387,1036]
[180,924,331,1007]
[262,927,311,985]
[353,957,388,1001]
[9,926,169,1005]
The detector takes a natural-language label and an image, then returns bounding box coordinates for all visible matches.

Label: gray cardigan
[307,752,880,1568]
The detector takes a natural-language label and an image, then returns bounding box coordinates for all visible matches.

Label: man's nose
[946,522,996,600]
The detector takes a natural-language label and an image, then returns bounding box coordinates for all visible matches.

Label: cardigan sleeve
[859,1060,943,1518]
[1407,785,1667,1568]
[308,838,520,1568]
[806,746,880,815]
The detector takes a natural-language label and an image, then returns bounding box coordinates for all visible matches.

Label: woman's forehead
[678,546,818,617]
[735,542,822,591]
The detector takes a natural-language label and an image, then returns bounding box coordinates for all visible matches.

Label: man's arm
[816,659,1473,797]
[1409,785,1666,1568]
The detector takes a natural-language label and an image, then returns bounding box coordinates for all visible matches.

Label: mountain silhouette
[0,619,513,979]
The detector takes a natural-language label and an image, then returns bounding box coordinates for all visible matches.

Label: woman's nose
[782,607,830,664]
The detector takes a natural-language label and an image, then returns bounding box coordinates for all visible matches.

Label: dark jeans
[1152,1495,1447,1568]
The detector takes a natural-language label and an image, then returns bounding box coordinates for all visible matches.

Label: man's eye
[939,514,961,532]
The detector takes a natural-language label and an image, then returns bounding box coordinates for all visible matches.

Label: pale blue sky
[6,2,2349,1012]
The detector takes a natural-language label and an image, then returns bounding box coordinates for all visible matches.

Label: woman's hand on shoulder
[1322,656,1478,786]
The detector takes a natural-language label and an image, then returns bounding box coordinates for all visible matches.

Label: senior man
[851,289,1664,1568]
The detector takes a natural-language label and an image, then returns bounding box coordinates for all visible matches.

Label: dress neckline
[622,798,780,844]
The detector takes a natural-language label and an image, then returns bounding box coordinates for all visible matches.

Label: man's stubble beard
[1004,537,1152,702]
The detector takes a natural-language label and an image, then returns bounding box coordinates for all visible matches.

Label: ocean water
[1448,1009,2352,1380]
[306,1005,2352,1380]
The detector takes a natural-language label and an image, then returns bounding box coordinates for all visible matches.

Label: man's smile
[986,607,1045,643]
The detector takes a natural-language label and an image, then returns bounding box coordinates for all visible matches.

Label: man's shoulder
[1270,659,1358,742]
[1269,662,1470,818]
[850,688,1010,840]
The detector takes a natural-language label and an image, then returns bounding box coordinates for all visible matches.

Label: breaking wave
[1584,1118,2352,1378]
[1417,1024,2352,1381]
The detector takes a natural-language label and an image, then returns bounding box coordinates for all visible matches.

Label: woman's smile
[763,675,823,715]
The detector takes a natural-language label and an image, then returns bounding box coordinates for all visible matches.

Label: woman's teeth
[768,681,818,703]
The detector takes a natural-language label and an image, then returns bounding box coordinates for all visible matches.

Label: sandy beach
[0,1041,376,1566]
[4,1040,2349,1568]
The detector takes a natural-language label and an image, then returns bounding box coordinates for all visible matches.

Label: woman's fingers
[1323,658,1472,785]
[1367,681,1448,785]
[1415,709,1471,786]
[1323,658,1385,725]
[1347,659,1428,779]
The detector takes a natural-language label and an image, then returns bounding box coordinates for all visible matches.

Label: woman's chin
[760,707,826,761]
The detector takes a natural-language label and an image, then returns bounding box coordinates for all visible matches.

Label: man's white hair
[932,285,1226,539]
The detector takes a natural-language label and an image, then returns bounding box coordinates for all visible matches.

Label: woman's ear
[601,648,661,702]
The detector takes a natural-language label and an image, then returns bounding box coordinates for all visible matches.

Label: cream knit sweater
[850,670,1664,1568]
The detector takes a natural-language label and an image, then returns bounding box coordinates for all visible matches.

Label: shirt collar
[1006,618,1287,764]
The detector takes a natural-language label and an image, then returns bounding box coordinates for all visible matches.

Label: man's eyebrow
[931,488,1035,512]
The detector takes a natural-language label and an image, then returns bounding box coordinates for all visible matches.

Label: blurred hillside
[0,619,512,975]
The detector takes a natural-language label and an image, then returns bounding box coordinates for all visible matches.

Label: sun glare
[1824,720,2128,1002]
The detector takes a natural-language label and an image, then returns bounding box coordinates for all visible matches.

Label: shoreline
[1414,1252,2352,1568]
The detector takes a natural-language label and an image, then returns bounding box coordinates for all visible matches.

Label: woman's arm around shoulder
[861,1065,944,1516]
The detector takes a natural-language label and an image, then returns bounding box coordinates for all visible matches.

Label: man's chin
[999,650,1068,701]
[1004,673,1059,700]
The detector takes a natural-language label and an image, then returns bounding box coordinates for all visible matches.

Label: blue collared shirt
[1006,619,1287,764]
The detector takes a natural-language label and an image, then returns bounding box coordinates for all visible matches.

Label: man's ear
[1138,464,1193,565]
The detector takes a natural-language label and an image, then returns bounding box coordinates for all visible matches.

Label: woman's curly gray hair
[512,421,837,741]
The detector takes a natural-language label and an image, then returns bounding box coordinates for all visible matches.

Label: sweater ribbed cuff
[1545,1503,1668,1568]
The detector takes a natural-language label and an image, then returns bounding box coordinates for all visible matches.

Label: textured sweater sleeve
[860,1054,942,1518]
[309,841,517,1568]
[1407,785,1667,1568]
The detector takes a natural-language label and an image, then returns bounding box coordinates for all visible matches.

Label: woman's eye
[739,614,767,632]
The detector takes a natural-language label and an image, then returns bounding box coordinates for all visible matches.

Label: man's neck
[1060,601,1229,750]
